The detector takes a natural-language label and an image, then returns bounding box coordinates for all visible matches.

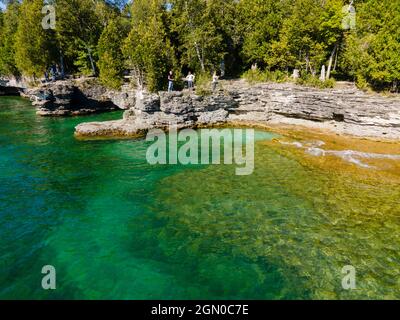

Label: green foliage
[171,0,234,74]
[0,2,20,76]
[274,0,343,74]
[97,18,127,89]
[195,72,213,96]
[73,46,98,76]
[242,69,289,84]
[14,0,56,77]
[55,0,106,75]
[123,0,174,92]
[237,0,286,66]
[0,0,399,92]
[296,74,336,89]
[341,0,400,91]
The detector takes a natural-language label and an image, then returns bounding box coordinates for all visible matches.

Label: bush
[241,69,289,84]
[195,72,213,96]
[296,74,336,89]
[355,74,369,91]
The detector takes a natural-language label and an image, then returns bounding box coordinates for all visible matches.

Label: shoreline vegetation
[1,0,399,94]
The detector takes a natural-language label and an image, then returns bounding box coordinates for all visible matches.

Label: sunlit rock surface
[74,80,400,139]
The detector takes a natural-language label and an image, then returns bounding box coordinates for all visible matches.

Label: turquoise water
[1,97,400,300]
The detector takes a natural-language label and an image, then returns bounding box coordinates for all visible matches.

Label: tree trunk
[59,49,65,79]
[305,54,310,74]
[333,44,339,71]
[86,45,96,76]
[194,42,205,72]
[326,44,338,80]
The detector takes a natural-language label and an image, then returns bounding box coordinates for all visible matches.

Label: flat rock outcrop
[75,91,238,137]
[227,81,400,126]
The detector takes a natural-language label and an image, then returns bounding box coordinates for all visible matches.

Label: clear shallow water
[0,97,399,300]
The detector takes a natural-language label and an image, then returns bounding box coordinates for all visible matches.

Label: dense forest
[0,0,399,92]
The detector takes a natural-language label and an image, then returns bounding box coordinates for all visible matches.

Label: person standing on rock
[168,71,174,93]
[186,71,195,90]
[212,71,219,92]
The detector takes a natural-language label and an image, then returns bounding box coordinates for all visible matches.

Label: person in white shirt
[212,71,219,91]
[186,71,195,90]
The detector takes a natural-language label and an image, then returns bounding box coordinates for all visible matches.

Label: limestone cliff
[22,78,136,116]
[75,80,400,139]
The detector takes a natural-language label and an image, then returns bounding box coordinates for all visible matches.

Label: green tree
[238,0,287,68]
[1,0,398,92]
[123,0,174,92]
[275,0,344,76]
[55,0,105,75]
[0,2,20,77]
[97,17,128,89]
[342,0,400,90]
[171,0,229,73]
[14,0,56,77]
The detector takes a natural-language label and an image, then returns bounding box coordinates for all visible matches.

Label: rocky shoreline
[75,80,400,140]
[2,77,138,116]
[3,77,400,139]
[19,78,136,116]
[0,86,21,96]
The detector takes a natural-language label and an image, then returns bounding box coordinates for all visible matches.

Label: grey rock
[24,79,120,116]
[0,85,22,96]
[159,91,192,114]
[224,81,400,131]
[75,80,400,139]
[197,109,229,125]
[109,85,136,110]
[135,92,160,112]
[76,90,235,136]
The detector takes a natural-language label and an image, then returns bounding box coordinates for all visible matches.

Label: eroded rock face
[75,90,238,137]
[75,120,144,137]
[75,81,400,139]
[159,91,192,114]
[226,81,400,129]
[109,84,137,110]
[135,92,160,112]
[1,77,29,96]
[197,109,229,125]
[23,79,135,116]
[0,86,21,96]
[24,82,75,116]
